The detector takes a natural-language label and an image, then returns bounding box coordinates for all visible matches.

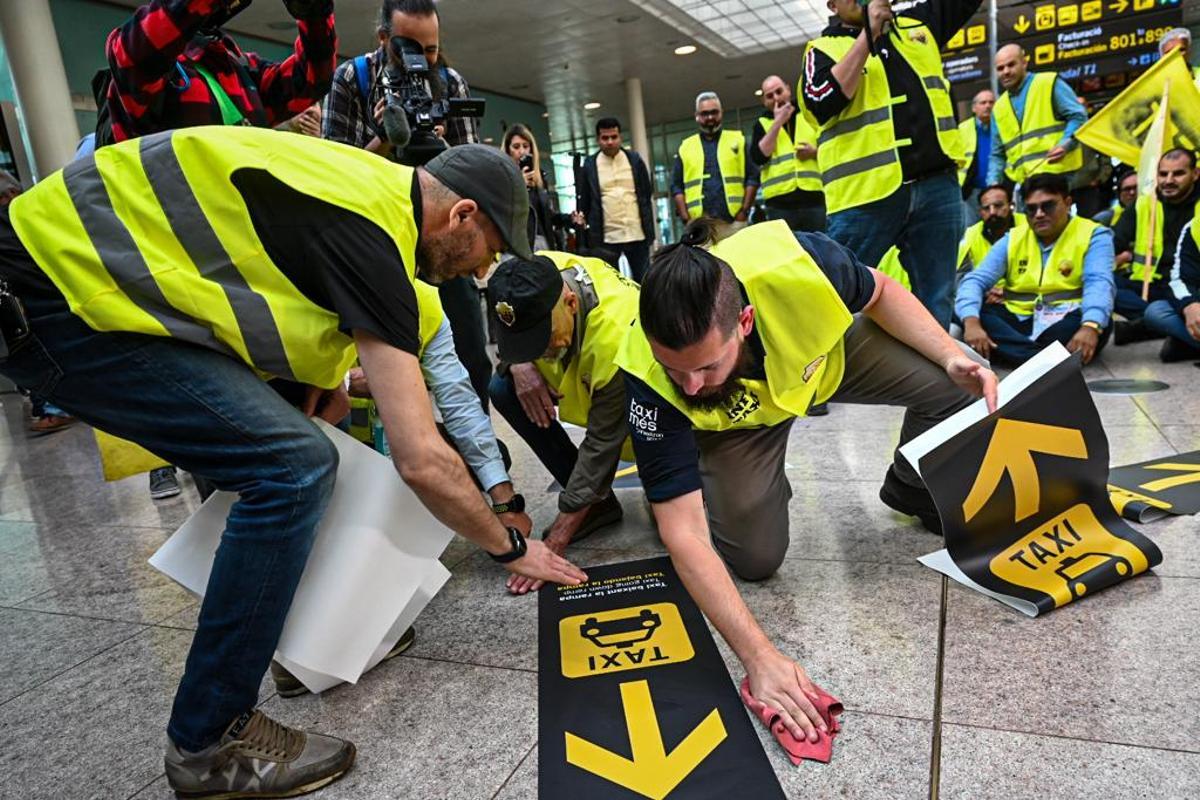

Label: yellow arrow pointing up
[1139,463,1200,493]
[565,680,727,800]
[1013,14,1031,34]
[962,420,1088,524]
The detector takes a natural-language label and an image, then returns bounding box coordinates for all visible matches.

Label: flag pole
[1142,198,1157,301]
[1140,81,1170,302]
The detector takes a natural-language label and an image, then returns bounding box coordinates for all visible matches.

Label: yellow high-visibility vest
[10,126,419,390]
[348,281,445,445]
[757,114,822,200]
[616,221,851,431]
[678,130,747,220]
[1131,194,1164,282]
[804,18,964,215]
[876,246,911,290]
[958,117,977,187]
[993,72,1083,183]
[1003,215,1100,316]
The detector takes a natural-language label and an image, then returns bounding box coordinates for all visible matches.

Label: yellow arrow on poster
[565,680,727,800]
[1139,463,1200,493]
[963,420,1088,524]
[1013,14,1031,33]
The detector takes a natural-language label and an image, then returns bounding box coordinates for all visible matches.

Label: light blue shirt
[955,223,1115,328]
[420,318,509,491]
[986,73,1088,185]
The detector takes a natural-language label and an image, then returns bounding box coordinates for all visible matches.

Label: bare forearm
[674,193,690,221]
[656,495,775,663]
[758,120,784,157]
[865,273,962,367]
[830,31,871,98]
[740,185,758,214]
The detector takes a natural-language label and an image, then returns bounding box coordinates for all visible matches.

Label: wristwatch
[490,493,525,515]
[488,526,528,563]
[1081,321,1104,333]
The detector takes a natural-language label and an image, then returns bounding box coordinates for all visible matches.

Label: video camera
[378,36,486,166]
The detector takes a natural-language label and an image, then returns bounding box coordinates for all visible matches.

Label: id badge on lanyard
[1031,300,1073,340]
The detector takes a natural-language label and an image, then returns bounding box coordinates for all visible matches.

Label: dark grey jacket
[578,148,655,245]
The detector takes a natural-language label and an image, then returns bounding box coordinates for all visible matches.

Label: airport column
[0,0,79,178]
[625,77,651,168]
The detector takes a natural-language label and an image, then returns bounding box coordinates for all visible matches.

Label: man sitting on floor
[958,172,1115,366]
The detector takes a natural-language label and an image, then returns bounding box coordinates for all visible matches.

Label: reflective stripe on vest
[679,130,747,219]
[993,73,1083,183]
[616,220,851,431]
[757,115,821,199]
[1131,194,1164,282]
[1003,215,1099,316]
[806,19,964,215]
[9,126,420,389]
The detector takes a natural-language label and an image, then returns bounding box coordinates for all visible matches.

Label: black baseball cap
[488,256,563,363]
[424,144,534,260]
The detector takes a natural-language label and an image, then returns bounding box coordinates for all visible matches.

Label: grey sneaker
[150,466,181,500]
[270,626,416,698]
[165,710,355,799]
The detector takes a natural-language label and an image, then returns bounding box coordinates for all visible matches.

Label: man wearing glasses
[957,173,1115,366]
[671,92,760,225]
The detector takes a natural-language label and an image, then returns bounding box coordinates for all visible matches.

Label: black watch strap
[491,493,525,514]
[488,526,528,563]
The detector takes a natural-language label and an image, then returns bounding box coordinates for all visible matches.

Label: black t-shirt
[1111,188,1199,288]
[0,168,422,358]
[626,231,877,503]
[801,0,981,182]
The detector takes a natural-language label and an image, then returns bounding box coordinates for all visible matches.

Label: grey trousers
[695,317,974,580]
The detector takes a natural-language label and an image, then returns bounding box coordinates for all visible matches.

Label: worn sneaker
[878,466,942,535]
[1160,336,1200,363]
[1113,318,1162,346]
[271,626,416,698]
[28,414,76,435]
[150,466,181,500]
[165,710,355,799]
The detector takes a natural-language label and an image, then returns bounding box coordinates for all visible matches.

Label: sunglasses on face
[1026,200,1060,217]
[697,110,721,118]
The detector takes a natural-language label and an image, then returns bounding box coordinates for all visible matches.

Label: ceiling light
[754,89,763,96]
[674,45,698,55]
[584,102,601,110]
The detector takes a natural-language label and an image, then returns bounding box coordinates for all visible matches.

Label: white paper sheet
[918,549,1039,617]
[149,420,454,692]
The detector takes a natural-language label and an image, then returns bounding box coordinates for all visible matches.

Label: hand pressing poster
[900,344,1162,616]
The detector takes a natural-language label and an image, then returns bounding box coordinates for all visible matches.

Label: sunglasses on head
[1026,199,1060,217]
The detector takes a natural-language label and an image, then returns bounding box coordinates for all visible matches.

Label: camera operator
[323,0,493,410]
[504,124,568,251]
[103,0,337,143]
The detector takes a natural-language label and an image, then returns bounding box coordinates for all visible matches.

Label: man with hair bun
[616,218,998,744]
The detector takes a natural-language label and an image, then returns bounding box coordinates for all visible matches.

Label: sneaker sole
[173,744,356,800]
[150,487,182,500]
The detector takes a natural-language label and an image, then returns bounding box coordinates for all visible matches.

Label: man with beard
[0,128,585,798]
[959,184,1021,273]
[750,75,826,232]
[671,91,760,224]
[615,219,997,742]
[1112,149,1200,354]
[959,172,1115,367]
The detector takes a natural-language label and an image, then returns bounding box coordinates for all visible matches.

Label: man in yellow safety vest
[0,128,585,798]
[750,75,826,232]
[671,91,760,224]
[618,219,997,744]
[959,172,1115,366]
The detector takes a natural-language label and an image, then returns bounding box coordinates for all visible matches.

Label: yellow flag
[1074,50,1200,167]
[1136,82,1169,198]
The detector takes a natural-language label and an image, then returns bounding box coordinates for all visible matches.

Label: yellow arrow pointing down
[565,679,727,800]
[1139,463,1200,493]
[962,420,1088,524]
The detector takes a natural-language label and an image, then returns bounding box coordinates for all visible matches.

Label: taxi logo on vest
[725,388,761,423]
[1058,260,1074,277]
[559,603,694,679]
[907,29,927,44]
[495,301,516,327]
[802,354,826,383]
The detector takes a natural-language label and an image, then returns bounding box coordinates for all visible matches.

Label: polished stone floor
[1,339,1198,800]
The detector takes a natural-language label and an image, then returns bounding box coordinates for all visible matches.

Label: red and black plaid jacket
[104,0,337,142]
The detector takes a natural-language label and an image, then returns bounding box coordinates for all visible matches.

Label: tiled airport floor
[1,339,1198,799]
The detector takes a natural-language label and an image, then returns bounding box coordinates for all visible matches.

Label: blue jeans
[488,370,577,489]
[0,287,337,752]
[979,304,1110,366]
[763,201,827,233]
[1113,272,1174,320]
[827,171,963,328]
[1144,298,1198,347]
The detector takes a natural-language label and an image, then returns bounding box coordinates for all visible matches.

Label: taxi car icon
[1055,552,1132,599]
[580,608,661,649]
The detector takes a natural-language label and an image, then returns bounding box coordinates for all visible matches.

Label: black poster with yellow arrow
[1109,450,1200,523]
[538,557,785,799]
[911,349,1162,616]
